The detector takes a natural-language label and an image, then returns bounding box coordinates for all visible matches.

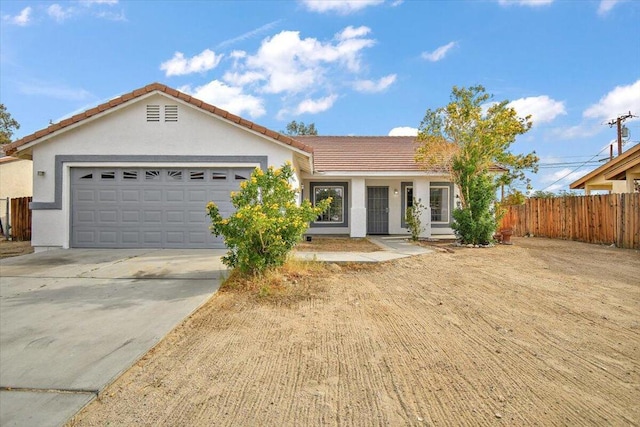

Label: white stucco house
[0,150,33,234]
[5,83,458,252]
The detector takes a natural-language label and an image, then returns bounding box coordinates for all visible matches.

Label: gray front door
[367,186,389,235]
[71,167,252,248]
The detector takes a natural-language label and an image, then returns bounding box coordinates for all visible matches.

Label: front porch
[301,177,457,239]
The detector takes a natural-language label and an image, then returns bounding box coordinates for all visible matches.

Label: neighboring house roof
[0,156,25,165]
[4,82,314,157]
[295,136,423,172]
[570,143,640,189]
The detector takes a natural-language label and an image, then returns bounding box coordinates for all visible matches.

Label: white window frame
[430,186,450,224]
[313,185,345,224]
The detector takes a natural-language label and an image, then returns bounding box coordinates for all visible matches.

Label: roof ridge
[5,82,313,156]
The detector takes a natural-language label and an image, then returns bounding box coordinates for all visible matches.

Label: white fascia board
[64,161,263,169]
[306,171,447,178]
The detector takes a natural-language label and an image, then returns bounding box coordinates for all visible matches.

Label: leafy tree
[529,190,556,199]
[207,162,330,275]
[416,85,538,244]
[282,120,318,136]
[0,104,20,145]
[502,189,527,205]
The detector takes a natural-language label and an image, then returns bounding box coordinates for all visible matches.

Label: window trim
[309,181,349,228]
[430,182,454,226]
[401,182,413,229]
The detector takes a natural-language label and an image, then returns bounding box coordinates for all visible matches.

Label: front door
[367,186,389,234]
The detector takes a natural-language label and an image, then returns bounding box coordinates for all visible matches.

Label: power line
[538,144,611,191]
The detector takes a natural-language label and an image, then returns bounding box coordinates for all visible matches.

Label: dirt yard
[69,238,639,426]
[0,239,33,259]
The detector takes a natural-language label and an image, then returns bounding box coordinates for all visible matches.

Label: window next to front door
[310,182,348,227]
[430,184,451,224]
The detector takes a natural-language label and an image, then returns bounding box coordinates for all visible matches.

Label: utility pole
[607,112,634,156]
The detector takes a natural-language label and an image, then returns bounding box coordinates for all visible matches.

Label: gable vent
[146,105,160,122]
[164,105,178,122]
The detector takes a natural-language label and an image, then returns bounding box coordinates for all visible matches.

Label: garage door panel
[121,189,140,202]
[99,210,118,223]
[76,189,95,202]
[72,167,241,248]
[166,210,184,223]
[121,210,140,223]
[98,190,117,202]
[166,190,185,202]
[76,210,95,223]
[143,210,162,223]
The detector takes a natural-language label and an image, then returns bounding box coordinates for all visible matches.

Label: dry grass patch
[0,239,34,259]
[294,236,381,252]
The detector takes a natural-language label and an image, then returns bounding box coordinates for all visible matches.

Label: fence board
[9,197,32,241]
[500,193,640,249]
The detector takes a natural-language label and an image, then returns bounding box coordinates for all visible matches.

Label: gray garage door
[71,167,253,248]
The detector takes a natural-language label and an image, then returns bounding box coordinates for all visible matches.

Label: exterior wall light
[37,170,45,176]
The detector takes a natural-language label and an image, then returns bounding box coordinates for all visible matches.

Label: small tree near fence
[207,162,330,275]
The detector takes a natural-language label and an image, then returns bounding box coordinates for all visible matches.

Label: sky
[1,0,639,193]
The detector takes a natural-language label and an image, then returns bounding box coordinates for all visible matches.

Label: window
[430,187,449,223]
[167,170,183,180]
[189,171,205,181]
[401,183,413,228]
[100,171,115,180]
[122,170,138,180]
[145,170,161,180]
[314,186,344,223]
[79,173,93,180]
[211,171,227,180]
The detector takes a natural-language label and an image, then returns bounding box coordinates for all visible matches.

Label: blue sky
[1,0,639,193]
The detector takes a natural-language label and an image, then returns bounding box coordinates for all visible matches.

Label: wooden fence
[499,193,640,249]
[9,197,32,241]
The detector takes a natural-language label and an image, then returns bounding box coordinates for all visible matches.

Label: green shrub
[206,162,330,275]
[406,198,425,241]
[451,172,498,245]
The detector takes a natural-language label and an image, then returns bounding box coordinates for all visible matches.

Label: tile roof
[4,82,314,156]
[294,136,439,173]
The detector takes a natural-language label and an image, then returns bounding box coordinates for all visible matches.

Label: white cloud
[301,0,384,14]
[421,41,457,62]
[353,74,397,93]
[551,123,602,140]
[233,27,375,94]
[160,49,223,77]
[508,95,566,124]
[179,80,265,118]
[598,0,626,15]
[538,168,587,188]
[4,7,32,26]
[583,79,640,120]
[295,94,338,114]
[223,71,265,87]
[47,4,75,22]
[497,0,554,6]
[391,0,404,6]
[388,127,418,136]
[217,20,282,49]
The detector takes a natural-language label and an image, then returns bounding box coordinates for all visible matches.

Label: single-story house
[570,143,640,195]
[5,83,458,252]
[0,150,33,233]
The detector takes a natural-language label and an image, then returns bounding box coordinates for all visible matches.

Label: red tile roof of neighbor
[4,82,314,156]
[294,136,425,172]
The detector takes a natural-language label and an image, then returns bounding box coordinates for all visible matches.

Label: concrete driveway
[0,248,225,427]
